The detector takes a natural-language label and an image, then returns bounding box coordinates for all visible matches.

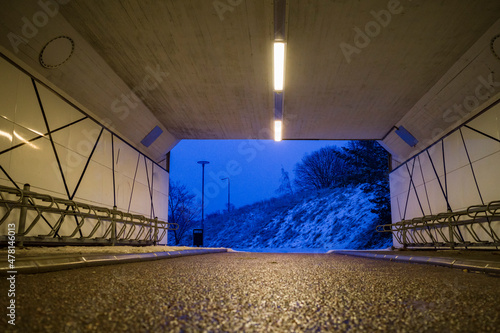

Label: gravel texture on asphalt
[1,252,499,332]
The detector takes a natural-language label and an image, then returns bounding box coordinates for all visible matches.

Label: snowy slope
[200,184,391,250]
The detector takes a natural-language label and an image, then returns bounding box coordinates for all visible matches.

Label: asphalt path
[1,252,499,332]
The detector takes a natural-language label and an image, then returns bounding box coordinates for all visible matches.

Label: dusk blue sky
[170,139,347,214]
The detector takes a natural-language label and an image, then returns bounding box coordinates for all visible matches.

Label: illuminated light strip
[274,120,282,142]
[274,42,285,91]
[273,44,285,141]
[273,0,287,142]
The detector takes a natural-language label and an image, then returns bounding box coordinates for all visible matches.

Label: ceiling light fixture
[274,42,285,91]
[274,120,282,142]
[273,0,287,141]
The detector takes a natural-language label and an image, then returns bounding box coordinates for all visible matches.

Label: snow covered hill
[198,184,391,250]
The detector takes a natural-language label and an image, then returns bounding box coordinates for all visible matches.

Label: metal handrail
[0,184,178,246]
[376,200,500,249]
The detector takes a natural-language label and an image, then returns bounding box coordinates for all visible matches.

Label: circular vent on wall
[491,34,500,61]
[39,36,74,69]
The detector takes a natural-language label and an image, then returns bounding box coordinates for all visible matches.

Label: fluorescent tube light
[274,42,285,91]
[274,120,282,141]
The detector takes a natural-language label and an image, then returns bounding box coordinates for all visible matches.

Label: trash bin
[193,229,203,247]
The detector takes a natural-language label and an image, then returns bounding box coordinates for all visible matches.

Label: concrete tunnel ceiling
[1,1,500,163]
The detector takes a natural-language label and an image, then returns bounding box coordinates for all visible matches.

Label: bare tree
[294,146,349,191]
[168,181,200,245]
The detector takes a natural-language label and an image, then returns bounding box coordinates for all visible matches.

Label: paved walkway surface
[0,246,227,274]
[2,246,500,275]
[1,252,499,332]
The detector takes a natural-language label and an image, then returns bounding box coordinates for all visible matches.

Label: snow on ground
[200,184,392,250]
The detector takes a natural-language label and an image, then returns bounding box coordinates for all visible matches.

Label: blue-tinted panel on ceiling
[141,126,163,147]
[395,126,418,147]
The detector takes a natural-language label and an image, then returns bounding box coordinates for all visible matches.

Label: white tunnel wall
[389,100,500,247]
[0,56,169,244]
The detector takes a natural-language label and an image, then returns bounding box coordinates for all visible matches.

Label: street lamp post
[197,161,210,232]
[221,177,230,213]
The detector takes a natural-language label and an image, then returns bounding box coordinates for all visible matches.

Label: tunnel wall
[389,98,500,247]
[0,56,169,244]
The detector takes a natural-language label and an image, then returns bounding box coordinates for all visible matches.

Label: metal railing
[376,200,500,249]
[0,184,178,246]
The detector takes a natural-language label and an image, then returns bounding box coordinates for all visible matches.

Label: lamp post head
[197,161,210,165]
